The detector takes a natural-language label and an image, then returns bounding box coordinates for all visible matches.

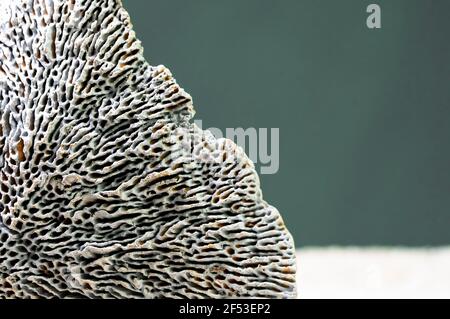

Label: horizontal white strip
[296,247,450,299]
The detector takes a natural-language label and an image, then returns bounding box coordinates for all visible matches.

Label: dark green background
[122,0,450,246]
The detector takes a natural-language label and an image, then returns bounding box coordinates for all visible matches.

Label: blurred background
[122,0,450,298]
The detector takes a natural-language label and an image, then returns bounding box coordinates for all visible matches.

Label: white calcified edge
[0,1,14,25]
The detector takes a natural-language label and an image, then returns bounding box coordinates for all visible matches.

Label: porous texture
[0,0,296,298]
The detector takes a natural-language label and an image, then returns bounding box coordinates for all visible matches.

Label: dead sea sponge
[0,0,296,298]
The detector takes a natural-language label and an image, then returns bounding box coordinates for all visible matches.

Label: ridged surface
[0,0,296,298]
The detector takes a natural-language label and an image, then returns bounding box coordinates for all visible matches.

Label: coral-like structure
[0,0,296,298]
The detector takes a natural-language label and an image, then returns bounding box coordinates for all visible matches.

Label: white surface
[296,247,450,299]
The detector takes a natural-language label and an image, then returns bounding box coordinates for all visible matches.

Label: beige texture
[0,0,296,298]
